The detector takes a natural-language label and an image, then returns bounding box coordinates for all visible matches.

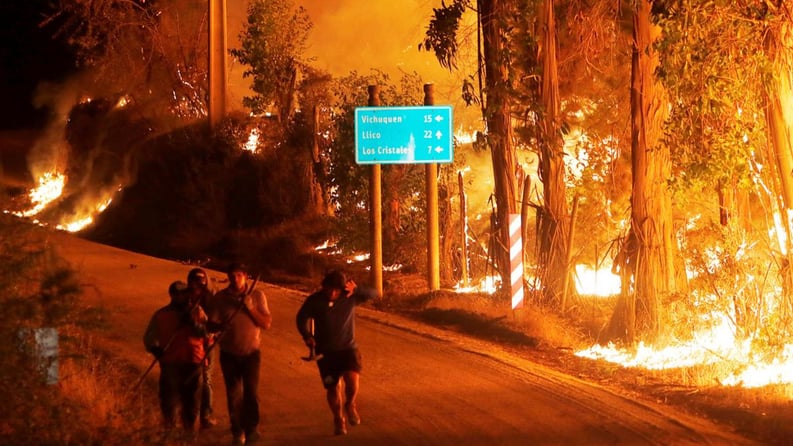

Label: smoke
[226,0,479,127]
[18,76,137,230]
[27,80,80,181]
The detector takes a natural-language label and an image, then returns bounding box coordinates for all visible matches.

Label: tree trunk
[537,0,570,305]
[479,0,517,291]
[609,0,677,344]
[439,184,455,285]
[762,16,793,315]
[382,165,407,264]
[308,105,330,216]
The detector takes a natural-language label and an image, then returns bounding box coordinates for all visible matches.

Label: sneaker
[334,417,347,436]
[201,417,217,429]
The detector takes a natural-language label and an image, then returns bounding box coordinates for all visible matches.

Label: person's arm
[295,298,315,347]
[346,280,378,304]
[244,289,272,329]
[143,312,163,358]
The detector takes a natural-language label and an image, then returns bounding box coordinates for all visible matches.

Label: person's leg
[318,354,345,435]
[342,371,361,425]
[241,350,262,442]
[200,353,215,427]
[342,348,363,426]
[220,351,245,442]
[326,381,346,435]
[180,363,202,432]
[159,363,179,431]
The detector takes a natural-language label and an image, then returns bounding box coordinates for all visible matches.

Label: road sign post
[355,92,453,293]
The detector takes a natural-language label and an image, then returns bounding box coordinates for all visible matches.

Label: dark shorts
[317,348,362,389]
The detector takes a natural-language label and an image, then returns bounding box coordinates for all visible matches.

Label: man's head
[187,268,208,291]
[168,280,189,305]
[321,270,347,299]
[227,262,248,291]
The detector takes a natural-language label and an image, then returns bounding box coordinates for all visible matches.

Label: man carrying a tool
[206,263,272,445]
[186,267,218,429]
[295,270,378,436]
[143,280,208,435]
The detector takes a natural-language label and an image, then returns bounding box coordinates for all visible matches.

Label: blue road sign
[355,106,453,164]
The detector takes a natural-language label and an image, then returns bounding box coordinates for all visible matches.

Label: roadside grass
[0,217,159,445]
[4,212,793,444]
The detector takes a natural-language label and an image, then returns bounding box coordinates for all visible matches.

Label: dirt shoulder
[319,272,793,446]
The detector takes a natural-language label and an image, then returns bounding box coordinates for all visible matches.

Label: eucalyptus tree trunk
[479,0,518,290]
[762,16,793,310]
[536,0,570,306]
[608,0,678,344]
[382,165,408,263]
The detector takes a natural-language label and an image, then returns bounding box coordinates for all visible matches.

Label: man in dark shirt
[295,270,378,436]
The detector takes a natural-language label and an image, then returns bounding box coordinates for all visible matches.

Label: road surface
[54,233,756,445]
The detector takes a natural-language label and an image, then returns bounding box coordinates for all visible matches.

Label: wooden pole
[368,86,383,296]
[208,0,227,128]
[520,174,531,259]
[458,171,469,288]
[424,84,440,291]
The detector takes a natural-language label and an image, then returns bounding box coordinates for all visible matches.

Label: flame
[576,311,793,389]
[455,275,500,294]
[575,265,622,297]
[243,128,260,153]
[15,171,66,217]
[55,196,115,232]
[5,169,119,233]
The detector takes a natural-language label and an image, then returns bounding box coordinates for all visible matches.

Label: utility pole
[208,0,228,128]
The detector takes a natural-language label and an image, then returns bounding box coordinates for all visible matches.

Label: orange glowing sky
[226,0,479,127]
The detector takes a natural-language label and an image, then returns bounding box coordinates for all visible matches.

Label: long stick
[184,275,260,384]
[133,297,202,391]
[301,318,321,361]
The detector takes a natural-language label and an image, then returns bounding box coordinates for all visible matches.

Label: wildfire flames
[5,169,117,233]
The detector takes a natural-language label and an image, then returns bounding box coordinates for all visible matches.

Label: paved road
[55,234,757,446]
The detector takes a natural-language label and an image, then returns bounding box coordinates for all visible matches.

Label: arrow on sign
[434,115,445,122]
[435,131,443,139]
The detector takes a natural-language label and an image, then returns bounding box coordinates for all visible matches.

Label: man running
[295,270,378,435]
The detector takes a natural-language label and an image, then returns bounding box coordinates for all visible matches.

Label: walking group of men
[143,263,377,445]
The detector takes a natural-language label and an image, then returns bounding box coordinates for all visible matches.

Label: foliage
[231,0,313,117]
[327,70,428,265]
[656,0,770,199]
[0,218,107,443]
[681,220,791,347]
[421,0,470,70]
[44,0,209,120]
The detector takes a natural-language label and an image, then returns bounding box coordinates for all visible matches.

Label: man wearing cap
[186,267,218,429]
[143,280,208,435]
[206,263,272,445]
[295,270,378,436]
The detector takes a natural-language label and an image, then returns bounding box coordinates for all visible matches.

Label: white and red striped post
[509,214,524,309]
